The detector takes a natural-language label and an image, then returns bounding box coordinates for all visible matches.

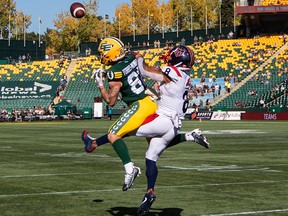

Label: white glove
[93,69,105,87]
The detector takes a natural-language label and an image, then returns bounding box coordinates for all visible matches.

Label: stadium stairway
[48,59,77,112]
[210,41,288,108]
[65,58,77,82]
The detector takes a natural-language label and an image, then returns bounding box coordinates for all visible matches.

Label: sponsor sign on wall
[190,112,213,120]
[211,111,244,120]
[242,112,288,120]
[236,5,288,14]
[0,81,58,100]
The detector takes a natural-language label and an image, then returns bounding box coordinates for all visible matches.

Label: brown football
[70,2,85,18]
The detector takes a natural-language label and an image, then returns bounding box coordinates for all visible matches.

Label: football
[70,2,85,18]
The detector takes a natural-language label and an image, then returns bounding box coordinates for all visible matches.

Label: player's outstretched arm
[130,51,170,83]
[137,57,171,83]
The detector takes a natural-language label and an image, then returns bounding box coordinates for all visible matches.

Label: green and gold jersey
[106,54,147,106]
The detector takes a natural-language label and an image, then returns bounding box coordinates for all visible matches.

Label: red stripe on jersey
[141,113,159,126]
[169,65,182,77]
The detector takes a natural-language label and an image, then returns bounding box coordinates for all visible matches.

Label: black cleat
[137,189,156,216]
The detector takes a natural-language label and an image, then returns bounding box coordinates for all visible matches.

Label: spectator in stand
[108,107,113,120]
[260,99,265,108]
[248,90,257,96]
[20,110,26,122]
[211,84,216,98]
[225,81,231,93]
[1,109,9,121]
[18,55,22,64]
[215,84,220,96]
[199,99,204,108]
[194,35,198,44]
[181,37,185,45]
[235,101,242,107]
[61,75,67,89]
[228,31,234,39]
[22,54,26,62]
[205,98,210,107]
[218,84,222,95]
[153,40,157,48]
[157,40,160,48]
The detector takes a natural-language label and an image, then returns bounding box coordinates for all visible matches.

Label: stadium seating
[61,36,286,112]
[1,35,287,113]
[214,40,288,109]
[262,0,288,6]
[0,60,67,110]
[0,60,67,81]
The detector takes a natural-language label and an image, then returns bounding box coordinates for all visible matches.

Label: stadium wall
[242,112,288,120]
[0,40,46,62]
[186,111,288,120]
[80,26,236,55]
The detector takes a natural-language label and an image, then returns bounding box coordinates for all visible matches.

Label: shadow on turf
[107,206,183,216]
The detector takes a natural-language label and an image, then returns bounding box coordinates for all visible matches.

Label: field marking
[4,122,67,125]
[0,173,87,179]
[0,171,124,179]
[182,130,265,135]
[0,146,12,149]
[162,164,284,172]
[34,152,110,158]
[0,179,287,198]
[204,208,288,215]
[1,163,286,179]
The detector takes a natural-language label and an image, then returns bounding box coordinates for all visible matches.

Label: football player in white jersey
[82,44,209,215]
[132,44,209,216]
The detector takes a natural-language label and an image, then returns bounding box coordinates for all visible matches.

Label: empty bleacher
[0,60,66,110]
[262,0,288,6]
[214,38,288,110]
[1,35,287,114]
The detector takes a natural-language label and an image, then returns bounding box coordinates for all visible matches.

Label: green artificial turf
[0,120,287,216]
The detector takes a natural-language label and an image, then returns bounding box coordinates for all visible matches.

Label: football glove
[93,69,105,87]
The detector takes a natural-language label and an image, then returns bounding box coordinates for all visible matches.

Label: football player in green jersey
[82,37,170,191]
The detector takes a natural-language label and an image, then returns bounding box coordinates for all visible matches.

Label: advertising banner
[211,111,244,120]
[0,81,58,100]
[242,112,288,120]
[236,5,288,14]
[190,112,213,120]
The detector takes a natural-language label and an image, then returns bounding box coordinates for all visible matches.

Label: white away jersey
[156,65,191,120]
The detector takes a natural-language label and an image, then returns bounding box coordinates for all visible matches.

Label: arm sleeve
[137,57,164,82]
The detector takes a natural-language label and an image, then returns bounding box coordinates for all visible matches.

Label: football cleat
[81,130,96,153]
[186,128,210,149]
[137,189,156,216]
[122,166,141,191]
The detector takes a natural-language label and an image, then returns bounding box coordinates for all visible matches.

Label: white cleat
[186,128,210,149]
[122,166,141,191]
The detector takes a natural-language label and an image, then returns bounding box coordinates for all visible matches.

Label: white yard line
[204,208,288,216]
[0,171,122,179]
[0,179,287,198]
[162,165,284,172]
[0,173,86,179]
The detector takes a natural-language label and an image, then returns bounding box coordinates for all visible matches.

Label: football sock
[95,133,109,146]
[145,158,158,190]
[124,162,134,174]
[112,138,131,165]
[166,133,186,149]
